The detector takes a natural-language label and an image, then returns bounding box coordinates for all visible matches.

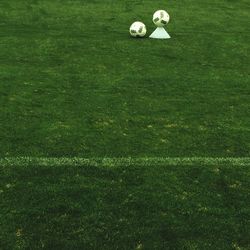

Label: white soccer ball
[153,10,170,27]
[129,21,147,38]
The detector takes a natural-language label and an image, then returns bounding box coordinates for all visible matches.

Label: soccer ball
[129,21,147,38]
[153,10,170,27]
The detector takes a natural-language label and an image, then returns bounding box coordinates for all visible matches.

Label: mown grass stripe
[0,157,250,167]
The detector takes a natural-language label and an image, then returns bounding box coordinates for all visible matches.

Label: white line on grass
[0,157,250,167]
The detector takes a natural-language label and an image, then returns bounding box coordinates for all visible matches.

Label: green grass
[1,158,250,249]
[0,0,249,157]
[0,0,250,249]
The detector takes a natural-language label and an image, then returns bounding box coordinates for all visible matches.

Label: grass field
[1,158,250,249]
[0,0,250,249]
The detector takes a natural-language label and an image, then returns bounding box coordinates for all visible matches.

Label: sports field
[0,0,250,249]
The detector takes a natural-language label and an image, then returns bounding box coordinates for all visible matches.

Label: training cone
[149,27,171,39]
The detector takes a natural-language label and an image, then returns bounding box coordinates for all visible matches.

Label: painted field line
[0,157,250,167]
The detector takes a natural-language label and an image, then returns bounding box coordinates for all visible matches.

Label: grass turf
[1,0,250,249]
[0,0,250,157]
[1,158,250,249]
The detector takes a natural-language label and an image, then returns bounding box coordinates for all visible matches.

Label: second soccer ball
[153,10,170,27]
